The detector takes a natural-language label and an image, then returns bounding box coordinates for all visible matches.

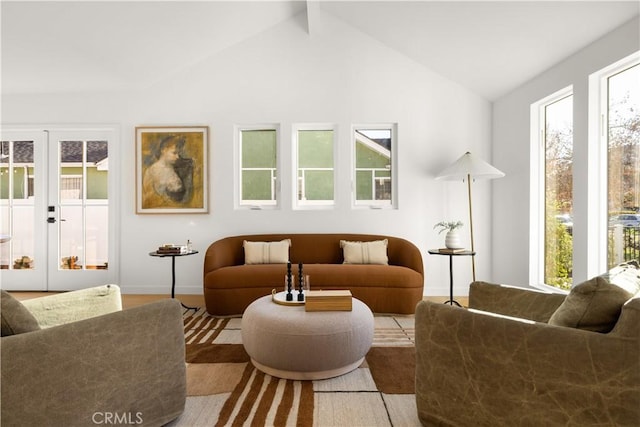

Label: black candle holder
[297,262,304,301]
[286,262,293,301]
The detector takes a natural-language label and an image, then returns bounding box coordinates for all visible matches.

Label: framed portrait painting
[136,126,209,214]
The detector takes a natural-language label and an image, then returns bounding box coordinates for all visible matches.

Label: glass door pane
[0,132,47,290]
[0,140,37,270]
[57,139,109,270]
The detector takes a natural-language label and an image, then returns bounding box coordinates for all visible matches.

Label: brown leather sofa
[203,233,424,315]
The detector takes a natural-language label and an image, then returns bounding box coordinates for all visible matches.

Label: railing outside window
[608,225,640,268]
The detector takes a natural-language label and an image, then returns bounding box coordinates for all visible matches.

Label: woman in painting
[142,135,193,208]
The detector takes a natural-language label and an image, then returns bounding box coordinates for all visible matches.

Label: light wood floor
[9,291,469,310]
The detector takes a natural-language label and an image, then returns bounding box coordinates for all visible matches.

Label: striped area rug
[167,308,418,427]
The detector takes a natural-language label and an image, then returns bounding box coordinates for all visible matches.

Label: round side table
[428,249,475,307]
[149,250,199,311]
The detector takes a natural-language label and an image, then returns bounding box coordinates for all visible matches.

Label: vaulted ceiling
[2,1,638,100]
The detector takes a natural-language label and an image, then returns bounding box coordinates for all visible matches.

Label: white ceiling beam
[305,0,320,36]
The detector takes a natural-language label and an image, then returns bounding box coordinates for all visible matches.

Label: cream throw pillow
[243,239,291,264]
[548,261,640,333]
[340,239,389,265]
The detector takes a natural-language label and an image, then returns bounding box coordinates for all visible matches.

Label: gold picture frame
[135,126,209,214]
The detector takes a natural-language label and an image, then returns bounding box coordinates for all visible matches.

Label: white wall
[2,10,492,296]
[492,17,640,287]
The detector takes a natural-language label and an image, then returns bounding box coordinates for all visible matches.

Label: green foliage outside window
[545,217,573,290]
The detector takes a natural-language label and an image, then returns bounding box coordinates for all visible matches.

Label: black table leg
[444,254,461,307]
[170,255,197,311]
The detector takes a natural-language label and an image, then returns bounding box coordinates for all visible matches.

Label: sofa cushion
[1,290,41,336]
[548,261,640,333]
[205,263,423,290]
[243,239,291,264]
[340,239,388,265]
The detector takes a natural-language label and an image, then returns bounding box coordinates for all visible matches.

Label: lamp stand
[467,173,476,281]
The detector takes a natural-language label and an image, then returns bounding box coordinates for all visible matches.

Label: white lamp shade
[436,151,505,181]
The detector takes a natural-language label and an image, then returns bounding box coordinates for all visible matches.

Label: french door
[0,128,117,290]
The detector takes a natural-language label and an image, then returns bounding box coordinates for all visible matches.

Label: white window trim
[235,124,280,210]
[351,123,398,209]
[292,123,337,210]
[588,51,640,277]
[529,86,573,291]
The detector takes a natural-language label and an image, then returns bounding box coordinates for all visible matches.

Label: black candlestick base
[286,293,293,301]
[297,292,304,302]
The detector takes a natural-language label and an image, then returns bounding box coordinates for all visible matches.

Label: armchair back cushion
[549,262,640,332]
[0,290,40,336]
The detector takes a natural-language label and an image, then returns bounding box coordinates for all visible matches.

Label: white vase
[445,230,463,249]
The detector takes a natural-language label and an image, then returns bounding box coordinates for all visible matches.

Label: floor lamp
[436,152,505,281]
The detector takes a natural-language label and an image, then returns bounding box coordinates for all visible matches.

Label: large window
[238,127,278,207]
[543,94,574,289]
[353,125,396,207]
[531,89,574,290]
[606,61,640,267]
[294,126,335,208]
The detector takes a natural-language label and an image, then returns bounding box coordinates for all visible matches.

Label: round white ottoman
[241,295,374,380]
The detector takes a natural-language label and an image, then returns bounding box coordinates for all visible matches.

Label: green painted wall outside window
[62,167,108,199]
[241,130,277,201]
[298,130,333,201]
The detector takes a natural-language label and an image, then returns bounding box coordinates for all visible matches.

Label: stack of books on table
[305,290,353,312]
[437,248,467,254]
[157,244,188,255]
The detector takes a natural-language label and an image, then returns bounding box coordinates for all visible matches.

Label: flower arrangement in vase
[434,220,464,249]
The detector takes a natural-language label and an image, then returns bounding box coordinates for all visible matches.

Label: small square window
[353,125,396,208]
[238,127,279,208]
[295,126,335,208]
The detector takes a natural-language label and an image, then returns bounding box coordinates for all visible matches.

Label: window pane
[356,170,373,200]
[544,95,573,289]
[242,130,276,168]
[85,205,108,269]
[60,141,83,201]
[303,170,333,200]
[11,205,35,269]
[354,128,392,204]
[0,141,9,200]
[242,170,274,201]
[241,129,277,204]
[608,63,640,267]
[59,205,83,269]
[297,130,334,203]
[58,139,109,270]
[1,140,36,270]
[87,141,108,200]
